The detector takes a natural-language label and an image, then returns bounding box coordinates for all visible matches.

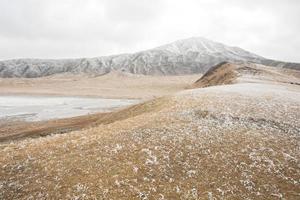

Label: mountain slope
[193,62,300,88]
[0,37,299,78]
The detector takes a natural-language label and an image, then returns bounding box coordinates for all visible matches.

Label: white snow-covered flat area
[0,95,138,121]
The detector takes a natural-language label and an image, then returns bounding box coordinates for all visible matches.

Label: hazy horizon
[1,0,299,62]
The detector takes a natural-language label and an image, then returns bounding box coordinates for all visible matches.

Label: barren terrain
[0,63,300,199]
[0,71,201,99]
[0,72,200,142]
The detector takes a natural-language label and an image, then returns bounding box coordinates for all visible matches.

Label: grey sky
[0,0,299,62]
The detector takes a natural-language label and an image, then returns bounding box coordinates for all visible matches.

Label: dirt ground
[0,71,201,99]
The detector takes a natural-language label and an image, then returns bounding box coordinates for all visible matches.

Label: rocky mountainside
[0,37,299,78]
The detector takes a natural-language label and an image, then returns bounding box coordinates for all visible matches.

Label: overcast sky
[0,0,299,62]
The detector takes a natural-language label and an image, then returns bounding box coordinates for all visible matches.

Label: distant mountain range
[0,37,299,78]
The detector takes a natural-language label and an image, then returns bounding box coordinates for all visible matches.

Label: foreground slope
[1,65,300,199]
[1,37,299,78]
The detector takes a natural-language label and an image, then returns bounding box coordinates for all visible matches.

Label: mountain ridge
[0,37,299,78]
[192,62,300,88]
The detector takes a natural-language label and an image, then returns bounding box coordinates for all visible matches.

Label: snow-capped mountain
[0,37,299,78]
[155,37,260,58]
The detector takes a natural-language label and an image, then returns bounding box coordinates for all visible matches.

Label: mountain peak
[154,37,215,54]
[154,37,262,60]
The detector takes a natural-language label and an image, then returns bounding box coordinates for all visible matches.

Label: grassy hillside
[1,64,299,199]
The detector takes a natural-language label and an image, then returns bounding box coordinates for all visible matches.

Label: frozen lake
[0,95,138,122]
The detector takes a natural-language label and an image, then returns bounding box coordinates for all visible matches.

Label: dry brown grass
[1,64,300,199]
[192,62,237,88]
[1,80,299,199]
[0,72,199,143]
[0,97,169,143]
[0,113,104,143]
[0,72,201,99]
[192,62,300,89]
